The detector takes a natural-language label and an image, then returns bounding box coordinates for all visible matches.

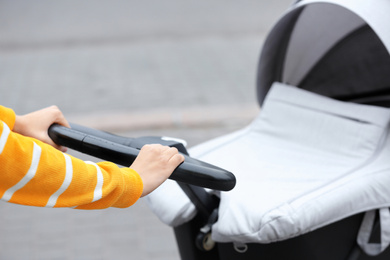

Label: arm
[0,105,16,129]
[0,106,184,209]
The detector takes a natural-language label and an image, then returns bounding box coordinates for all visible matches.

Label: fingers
[42,106,69,152]
[47,105,70,128]
[40,132,68,152]
[46,139,68,152]
[172,153,185,165]
[131,144,185,197]
[144,144,184,165]
[164,147,185,166]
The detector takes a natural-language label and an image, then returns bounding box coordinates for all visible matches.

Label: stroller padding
[147,82,390,247]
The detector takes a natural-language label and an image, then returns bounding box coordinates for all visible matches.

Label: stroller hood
[257,0,390,107]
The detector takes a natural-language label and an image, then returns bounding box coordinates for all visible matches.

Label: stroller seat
[148,83,390,254]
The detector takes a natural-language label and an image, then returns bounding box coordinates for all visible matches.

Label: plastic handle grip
[48,124,236,191]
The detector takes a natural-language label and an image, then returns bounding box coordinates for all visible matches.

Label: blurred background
[0,0,291,259]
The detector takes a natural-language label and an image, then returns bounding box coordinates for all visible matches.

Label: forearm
[0,105,16,130]
[0,121,143,209]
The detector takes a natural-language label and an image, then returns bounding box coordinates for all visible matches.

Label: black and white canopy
[257,0,390,107]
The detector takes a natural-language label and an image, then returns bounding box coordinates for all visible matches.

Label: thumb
[43,132,68,153]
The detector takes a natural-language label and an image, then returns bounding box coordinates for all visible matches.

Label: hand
[13,105,70,152]
[130,144,185,197]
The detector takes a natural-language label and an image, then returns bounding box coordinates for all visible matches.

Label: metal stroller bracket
[196,208,219,251]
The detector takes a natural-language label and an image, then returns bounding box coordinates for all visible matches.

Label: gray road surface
[0,1,292,259]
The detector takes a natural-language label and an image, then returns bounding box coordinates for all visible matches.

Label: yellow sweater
[0,106,143,209]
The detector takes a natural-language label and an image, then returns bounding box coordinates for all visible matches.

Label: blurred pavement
[0,1,291,259]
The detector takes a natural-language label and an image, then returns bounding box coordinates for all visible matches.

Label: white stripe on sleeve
[0,122,11,155]
[86,161,103,202]
[1,142,42,202]
[46,153,73,207]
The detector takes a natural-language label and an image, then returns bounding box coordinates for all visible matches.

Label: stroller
[145,0,390,259]
[49,0,390,259]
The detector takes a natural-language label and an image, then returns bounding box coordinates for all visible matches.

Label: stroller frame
[174,211,390,260]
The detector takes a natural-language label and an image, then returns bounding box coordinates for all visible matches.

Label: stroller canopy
[257,0,390,107]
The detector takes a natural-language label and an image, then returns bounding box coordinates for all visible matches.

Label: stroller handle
[48,124,236,191]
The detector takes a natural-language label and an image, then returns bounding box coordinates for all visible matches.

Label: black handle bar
[48,124,236,191]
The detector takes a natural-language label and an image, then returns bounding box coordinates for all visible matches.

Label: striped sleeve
[0,120,143,209]
[0,105,16,130]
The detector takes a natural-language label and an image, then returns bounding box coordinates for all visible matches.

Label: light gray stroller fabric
[357,208,390,256]
[147,82,390,254]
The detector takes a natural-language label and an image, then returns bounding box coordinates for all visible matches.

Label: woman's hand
[130,144,185,197]
[13,105,70,152]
